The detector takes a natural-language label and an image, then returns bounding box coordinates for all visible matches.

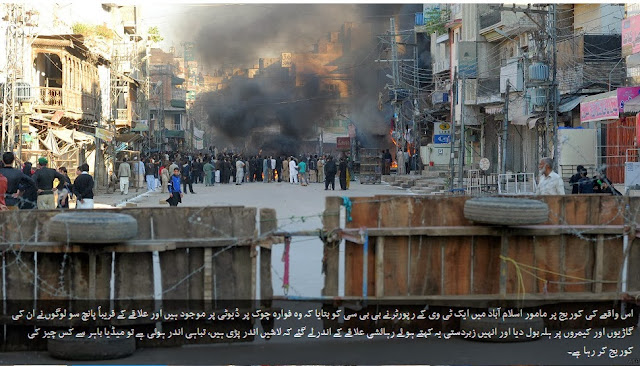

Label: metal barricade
[498,173,536,195]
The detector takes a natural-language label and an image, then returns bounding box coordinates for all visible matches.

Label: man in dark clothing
[324,155,337,191]
[384,149,392,175]
[181,160,195,193]
[338,157,348,190]
[248,156,255,182]
[0,152,36,209]
[256,156,263,182]
[73,163,94,209]
[32,157,66,209]
[57,167,73,209]
[275,156,283,182]
[569,165,585,194]
[577,169,594,194]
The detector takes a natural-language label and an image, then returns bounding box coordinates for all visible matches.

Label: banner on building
[95,127,114,142]
[458,42,477,78]
[622,14,640,57]
[336,137,350,150]
[580,91,619,123]
[617,86,640,112]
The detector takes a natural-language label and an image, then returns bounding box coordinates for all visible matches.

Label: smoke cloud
[173,4,422,153]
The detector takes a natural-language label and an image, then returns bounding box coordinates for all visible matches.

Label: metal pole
[551,4,559,169]
[502,82,510,175]
[449,72,457,189]
[458,76,466,188]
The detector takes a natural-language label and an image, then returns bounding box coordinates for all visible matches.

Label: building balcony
[479,8,537,42]
[433,59,451,75]
[34,87,97,117]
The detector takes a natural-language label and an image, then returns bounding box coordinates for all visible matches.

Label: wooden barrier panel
[0,206,264,351]
[329,195,639,303]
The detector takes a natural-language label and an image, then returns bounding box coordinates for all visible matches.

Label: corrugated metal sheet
[606,116,636,183]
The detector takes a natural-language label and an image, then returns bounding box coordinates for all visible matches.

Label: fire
[391,161,398,169]
[390,129,398,147]
[275,170,279,181]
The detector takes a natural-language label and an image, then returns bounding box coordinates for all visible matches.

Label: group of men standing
[0,152,94,210]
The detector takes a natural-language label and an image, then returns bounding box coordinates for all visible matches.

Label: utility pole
[2,4,27,156]
[550,4,558,170]
[458,76,466,188]
[502,82,510,175]
[449,72,457,189]
[390,17,403,163]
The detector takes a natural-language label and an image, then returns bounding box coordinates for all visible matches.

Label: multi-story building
[422,3,625,185]
[149,48,187,151]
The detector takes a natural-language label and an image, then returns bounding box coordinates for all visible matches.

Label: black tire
[48,335,136,360]
[463,197,549,226]
[47,212,138,243]
[459,316,544,343]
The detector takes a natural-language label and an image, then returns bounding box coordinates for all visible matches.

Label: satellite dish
[479,158,490,171]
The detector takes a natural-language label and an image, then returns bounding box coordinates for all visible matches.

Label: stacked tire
[463,197,549,226]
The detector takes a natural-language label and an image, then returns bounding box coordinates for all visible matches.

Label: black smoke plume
[175,4,422,153]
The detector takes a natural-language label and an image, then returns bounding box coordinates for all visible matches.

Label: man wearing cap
[32,157,66,209]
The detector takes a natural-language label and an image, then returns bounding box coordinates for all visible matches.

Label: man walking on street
[145,158,156,192]
[134,156,145,191]
[32,157,66,209]
[289,157,298,184]
[166,167,183,207]
[118,157,131,195]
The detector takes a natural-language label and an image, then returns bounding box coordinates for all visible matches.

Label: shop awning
[623,94,640,113]
[115,133,142,143]
[558,96,585,113]
[512,114,543,129]
[131,124,149,132]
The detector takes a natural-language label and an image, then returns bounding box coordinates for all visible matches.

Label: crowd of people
[112,151,355,206]
[0,152,94,211]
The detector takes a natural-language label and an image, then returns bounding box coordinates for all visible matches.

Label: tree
[148,26,164,43]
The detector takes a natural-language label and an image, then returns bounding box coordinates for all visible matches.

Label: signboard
[434,135,451,144]
[622,14,640,57]
[95,127,114,142]
[433,122,451,144]
[458,42,477,78]
[617,86,640,112]
[336,137,350,150]
[580,94,619,123]
[281,53,292,68]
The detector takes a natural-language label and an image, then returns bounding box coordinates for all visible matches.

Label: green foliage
[148,26,163,43]
[424,8,450,36]
[72,23,114,40]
